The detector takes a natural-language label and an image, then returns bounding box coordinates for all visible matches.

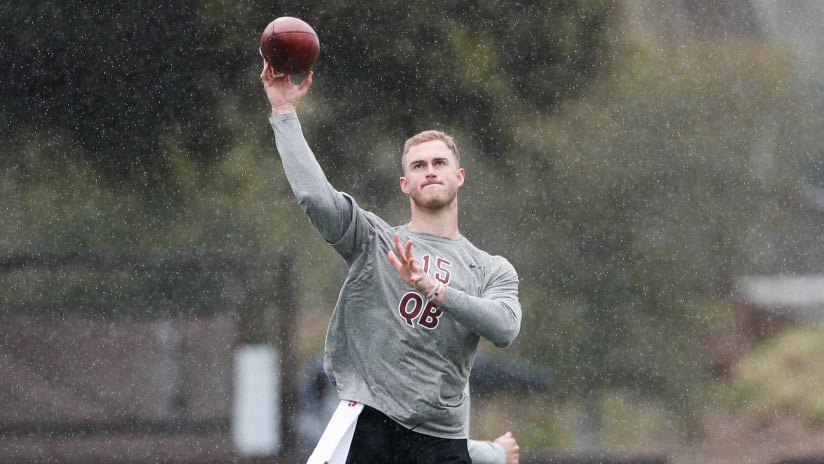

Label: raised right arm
[261,62,351,243]
[269,114,352,243]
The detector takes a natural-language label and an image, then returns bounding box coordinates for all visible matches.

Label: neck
[407,201,461,239]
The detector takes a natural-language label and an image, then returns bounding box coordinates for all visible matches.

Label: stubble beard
[411,186,458,211]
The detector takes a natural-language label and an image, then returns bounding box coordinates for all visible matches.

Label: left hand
[387,233,429,292]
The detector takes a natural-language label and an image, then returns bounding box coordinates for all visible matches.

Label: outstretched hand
[387,233,428,291]
[260,59,313,116]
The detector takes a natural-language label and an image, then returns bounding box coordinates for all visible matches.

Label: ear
[399,176,410,194]
[456,168,465,187]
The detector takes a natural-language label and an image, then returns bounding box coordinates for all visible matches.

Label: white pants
[307,400,364,464]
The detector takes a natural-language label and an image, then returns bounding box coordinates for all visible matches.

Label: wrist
[414,276,434,294]
[271,103,296,116]
[424,279,444,302]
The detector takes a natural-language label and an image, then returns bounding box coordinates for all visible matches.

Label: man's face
[400,140,465,210]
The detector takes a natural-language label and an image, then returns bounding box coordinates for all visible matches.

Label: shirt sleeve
[441,258,522,347]
[269,113,352,244]
[467,439,505,464]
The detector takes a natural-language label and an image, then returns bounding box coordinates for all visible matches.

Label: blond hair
[402,130,460,165]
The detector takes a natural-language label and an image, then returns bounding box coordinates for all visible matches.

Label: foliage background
[3,0,824,456]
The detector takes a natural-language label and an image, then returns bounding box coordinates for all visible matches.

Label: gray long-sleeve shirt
[270,113,522,439]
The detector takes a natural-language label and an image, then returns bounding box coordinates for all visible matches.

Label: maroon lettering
[418,303,443,329]
[434,257,452,284]
[398,292,423,326]
[397,292,444,329]
[420,254,453,284]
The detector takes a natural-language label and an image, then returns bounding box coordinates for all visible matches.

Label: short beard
[410,190,457,211]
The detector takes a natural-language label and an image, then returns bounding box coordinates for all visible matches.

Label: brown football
[260,17,320,74]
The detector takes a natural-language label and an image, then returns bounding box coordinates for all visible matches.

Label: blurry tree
[1,2,244,189]
[477,21,811,444]
[0,0,612,202]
